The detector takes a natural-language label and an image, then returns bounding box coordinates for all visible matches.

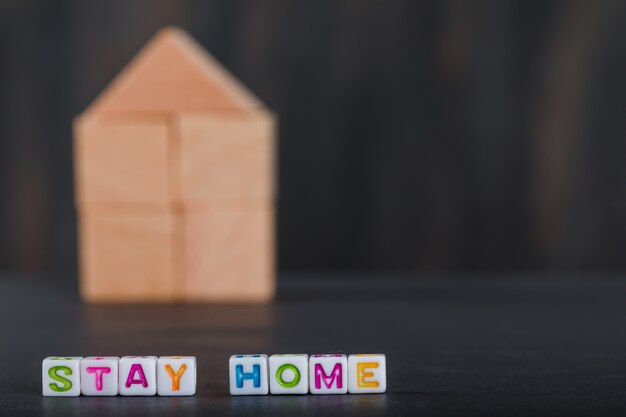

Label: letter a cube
[348,354,386,394]
[119,356,157,396]
[42,357,82,396]
[229,354,269,395]
[80,356,119,396]
[309,354,348,394]
[157,356,197,396]
[269,354,309,394]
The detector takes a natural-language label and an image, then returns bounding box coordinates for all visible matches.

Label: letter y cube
[157,356,197,396]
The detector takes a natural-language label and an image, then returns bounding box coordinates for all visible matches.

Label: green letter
[48,366,73,392]
[276,364,301,388]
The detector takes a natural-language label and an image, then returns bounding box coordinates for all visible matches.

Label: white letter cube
[269,354,309,394]
[42,357,82,396]
[309,354,348,394]
[80,356,119,396]
[118,356,157,396]
[157,356,197,396]
[348,354,386,394]
[229,354,269,395]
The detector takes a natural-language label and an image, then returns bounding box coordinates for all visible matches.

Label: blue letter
[236,364,261,388]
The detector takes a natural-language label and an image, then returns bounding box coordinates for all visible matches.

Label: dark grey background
[1,0,625,275]
[4,273,626,416]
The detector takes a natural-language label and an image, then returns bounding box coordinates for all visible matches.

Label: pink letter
[86,367,111,391]
[125,364,149,388]
[314,363,343,389]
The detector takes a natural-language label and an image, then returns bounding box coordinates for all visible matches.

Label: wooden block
[73,27,276,304]
[183,203,274,302]
[176,111,275,203]
[74,116,172,206]
[87,27,261,116]
[78,208,180,302]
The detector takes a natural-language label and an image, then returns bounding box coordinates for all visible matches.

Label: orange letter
[165,364,187,391]
[356,362,379,388]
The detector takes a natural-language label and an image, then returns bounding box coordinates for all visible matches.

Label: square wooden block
[74,116,172,206]
[78,208,180,302]
[176,111,275,203]
[183,204,274,301]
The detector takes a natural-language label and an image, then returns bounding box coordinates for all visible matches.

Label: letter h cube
[229,354,269,395]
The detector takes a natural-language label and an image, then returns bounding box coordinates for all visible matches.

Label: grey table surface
[1,273,626,416]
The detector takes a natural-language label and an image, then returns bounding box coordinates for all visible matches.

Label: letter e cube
[348,354,386,394]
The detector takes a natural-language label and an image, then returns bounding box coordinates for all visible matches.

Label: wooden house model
[74,27,275,302]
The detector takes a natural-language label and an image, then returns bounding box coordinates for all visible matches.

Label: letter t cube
[80,356,119,396]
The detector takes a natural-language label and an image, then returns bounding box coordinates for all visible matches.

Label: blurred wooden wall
[0,0,625,275]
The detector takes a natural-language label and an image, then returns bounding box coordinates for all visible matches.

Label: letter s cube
[42,357,82,396]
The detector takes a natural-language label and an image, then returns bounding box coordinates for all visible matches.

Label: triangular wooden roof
[86,27,262,115]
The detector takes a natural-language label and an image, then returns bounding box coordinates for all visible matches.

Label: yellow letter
[165,364,187,391]
[357,362,379,388]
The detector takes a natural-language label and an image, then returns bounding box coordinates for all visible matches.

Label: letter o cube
[269,354,309,394]
[348,354,386,394]
[80,356,119,396]
[229,354,269,395]
[309,354,348,394]
[42,357,82,397]
[119,356,157,396]
[157,356,197,396]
